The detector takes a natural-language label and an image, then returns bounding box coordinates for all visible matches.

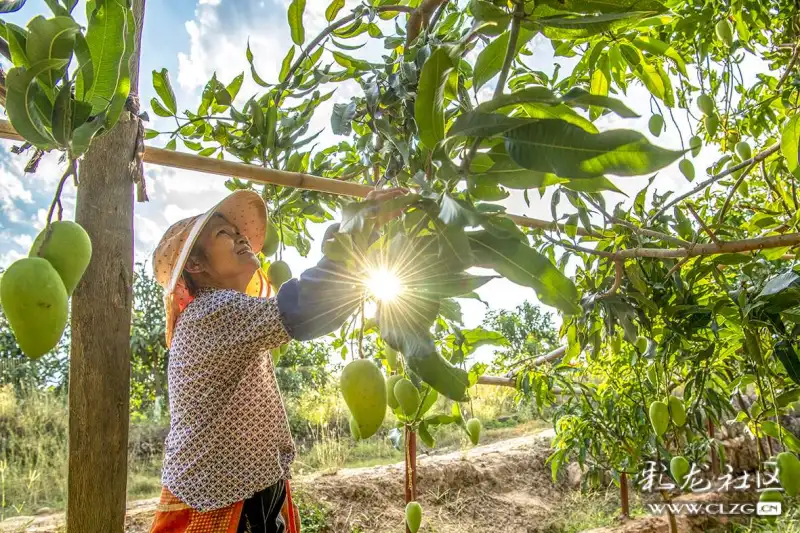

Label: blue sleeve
[276,225,364,341]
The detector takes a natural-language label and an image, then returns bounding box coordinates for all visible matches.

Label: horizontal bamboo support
[0,119,584,235]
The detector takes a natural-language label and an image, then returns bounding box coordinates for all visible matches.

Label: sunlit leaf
[531,12,652,39]
[633,36,688,77]
[25,16,79,89]
[782,115,800,179]
[77,0,134,119]
[474,27,535,90]
[535,0,666,13]
[331,100,357,135]
[5,59,67,150]
[0,0,27,13]
[416,47,456,149]
[279,47,295,83]
[561,87,639,118]
[70,109,107,156]
[475,87,559,113]
[287,0,306,45]
[469,231,581,314]
[152,68,177,115]
[325,0,344,21]
[504,119,682,179]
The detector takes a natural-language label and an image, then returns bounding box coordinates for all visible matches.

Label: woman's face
[186,214,260,291]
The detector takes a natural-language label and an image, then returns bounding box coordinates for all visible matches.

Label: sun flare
[365,268,403,302]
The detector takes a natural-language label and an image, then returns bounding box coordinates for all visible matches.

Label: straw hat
[152,190,270,345]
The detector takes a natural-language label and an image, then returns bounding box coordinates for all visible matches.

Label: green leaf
[246,40,271,88]
[325,0,344,21]
[226,73,244,102]
[418,421,435,447]
[473,27,535,90]
[504,119,682,179]
[73,32,93,95]
[288,0,306,45]
[50,81,72,147]
[78,0,134,117]
[519,102,598,133]
[152,68,177,115]
[331,101,356,135]
[531,12,651,39]
[150,97,172,118]
[782,115,800,179]
[448,112,530,138]
[561,87,639,118]
[468,231,581,315]
[0,0,27,13]
[469,0,510,33]
[25,16,79,89]
[775,341,800,386]
[563,177,623,193]
[249,100,266,135]
[70,110,106,156]
[165,138,177,151]
[535,0,666,13]
[633,36,688,77]
[439,193,481,227]
[475,87,558,113]
[6,23,30,68]
[761,421,800,453]
[5,60,68,149]
[469,175,510,200]
[633,60,672,106]
[416,47,456,149]
[409,273,497,298]
[279,47,295,83]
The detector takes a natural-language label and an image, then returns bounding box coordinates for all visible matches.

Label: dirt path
[0,427,765,533]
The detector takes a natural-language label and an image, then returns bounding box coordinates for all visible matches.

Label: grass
[0,382,543,520]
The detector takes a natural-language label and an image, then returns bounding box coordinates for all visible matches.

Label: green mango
[704,114,719,136]
[668,396,686,427]
[679,159,695,182]
[735,141,752,161]
[635,336,648,352]
[30,221,92,295]
[384,345,398,371]
[715,19,733,46]
[405,501,422,533]
[689,135,702,157]
[0,258,69,358]
[261,219,280,257]
[386,374,403,410]
[777,452,800,497]
[394,378,421,417]
[340,359,387,439]
[467,418,482,446]
[349,416,361,441]
[648,114,664,137]
[670,455,690,487]
[649,400,670,436]
[697,94,715,116]
[268,260,292,290]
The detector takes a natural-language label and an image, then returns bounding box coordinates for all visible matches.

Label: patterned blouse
[163,243,361,512]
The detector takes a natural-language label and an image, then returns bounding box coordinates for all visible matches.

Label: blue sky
[0,0,741,331]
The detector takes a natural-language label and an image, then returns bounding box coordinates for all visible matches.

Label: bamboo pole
[0,119,583,235]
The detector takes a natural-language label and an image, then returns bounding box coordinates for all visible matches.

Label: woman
[149,188,405,533]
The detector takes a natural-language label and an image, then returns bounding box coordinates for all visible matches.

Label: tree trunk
[620,471,629,518]
[67,1,146,532]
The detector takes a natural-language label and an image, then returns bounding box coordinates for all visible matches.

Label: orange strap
[282,480,300,533]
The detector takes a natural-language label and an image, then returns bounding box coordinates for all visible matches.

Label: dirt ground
[0,427,779,533]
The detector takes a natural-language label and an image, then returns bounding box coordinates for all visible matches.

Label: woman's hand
[365,187,409,227]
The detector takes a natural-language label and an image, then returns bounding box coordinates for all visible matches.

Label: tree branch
[598,260,624,299]
[776,43,800,91]
[686,203,720,245]
[460,0,524,173]
[584,195,692,248]
[716,161,757,224]
[545,230,800,259]
[278,5,414,105]
[406,0,449,47]
[650,143,781,222]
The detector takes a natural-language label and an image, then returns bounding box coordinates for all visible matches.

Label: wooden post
[620,471,629,518]
[404,427,418,533]
[708,419,718,475]
[67,1,146,532]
